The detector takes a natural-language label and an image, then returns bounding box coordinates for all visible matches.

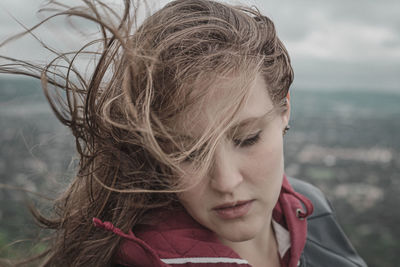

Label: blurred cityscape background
[1,0,399,266]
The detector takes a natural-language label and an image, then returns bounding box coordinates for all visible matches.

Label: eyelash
[183,131,262,162]
[233,131,262,147]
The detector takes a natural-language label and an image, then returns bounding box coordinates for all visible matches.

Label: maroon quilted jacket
[93,175,313,267]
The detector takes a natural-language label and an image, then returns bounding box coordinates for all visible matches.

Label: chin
[223,232,256,242]
[217,221,260,242]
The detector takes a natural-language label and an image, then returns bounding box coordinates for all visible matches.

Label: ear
[282,92,291,126]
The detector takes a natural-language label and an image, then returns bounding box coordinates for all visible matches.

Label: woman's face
[177,74,290,243]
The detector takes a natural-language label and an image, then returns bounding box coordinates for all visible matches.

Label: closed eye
[233,130,262,147]
[183,131,262,162]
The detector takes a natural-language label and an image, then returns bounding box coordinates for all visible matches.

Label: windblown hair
[0,0,293,265]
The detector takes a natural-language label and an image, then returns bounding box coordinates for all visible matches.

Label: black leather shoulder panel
[287,177,368,267]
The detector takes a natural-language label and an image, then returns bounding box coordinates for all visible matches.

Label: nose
[209,144,243,193]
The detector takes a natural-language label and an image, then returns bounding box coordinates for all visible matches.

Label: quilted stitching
[139,228,240,260]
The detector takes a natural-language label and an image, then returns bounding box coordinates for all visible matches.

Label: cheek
[248,137,284,206]
[177,171,208,212]
[249,131,284,175]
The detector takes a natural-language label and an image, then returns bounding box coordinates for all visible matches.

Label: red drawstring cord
[92,218,169,267]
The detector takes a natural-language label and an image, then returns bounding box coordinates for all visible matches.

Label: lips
[213,200,254,220]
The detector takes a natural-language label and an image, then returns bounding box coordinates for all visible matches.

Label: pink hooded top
[93,175,313,267]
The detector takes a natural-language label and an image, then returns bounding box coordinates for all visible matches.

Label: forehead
[232,74,273,122]
[178,74,274,135]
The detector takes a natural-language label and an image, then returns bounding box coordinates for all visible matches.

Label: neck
[219,218,280,267]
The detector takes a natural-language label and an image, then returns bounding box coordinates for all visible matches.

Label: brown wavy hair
[0,0,293,265]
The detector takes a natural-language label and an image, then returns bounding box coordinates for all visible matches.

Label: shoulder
[288,177,367,267]
[116,209,249,266]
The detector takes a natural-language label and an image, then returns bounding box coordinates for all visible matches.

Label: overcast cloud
[1,0,399,91]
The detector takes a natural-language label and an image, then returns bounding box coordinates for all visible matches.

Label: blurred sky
[0,0,399,91]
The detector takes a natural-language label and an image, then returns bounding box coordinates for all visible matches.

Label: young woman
[0,0,367,266]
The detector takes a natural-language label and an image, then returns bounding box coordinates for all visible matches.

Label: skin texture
[177,74,290,265]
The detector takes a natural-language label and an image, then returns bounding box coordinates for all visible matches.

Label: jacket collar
[273,174,314,266]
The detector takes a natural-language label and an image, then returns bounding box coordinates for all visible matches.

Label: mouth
[212,200,254,220]
[213,200,253,210]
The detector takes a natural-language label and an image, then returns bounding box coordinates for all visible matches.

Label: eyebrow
[228,108,276,135]
[176,108,277,143]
